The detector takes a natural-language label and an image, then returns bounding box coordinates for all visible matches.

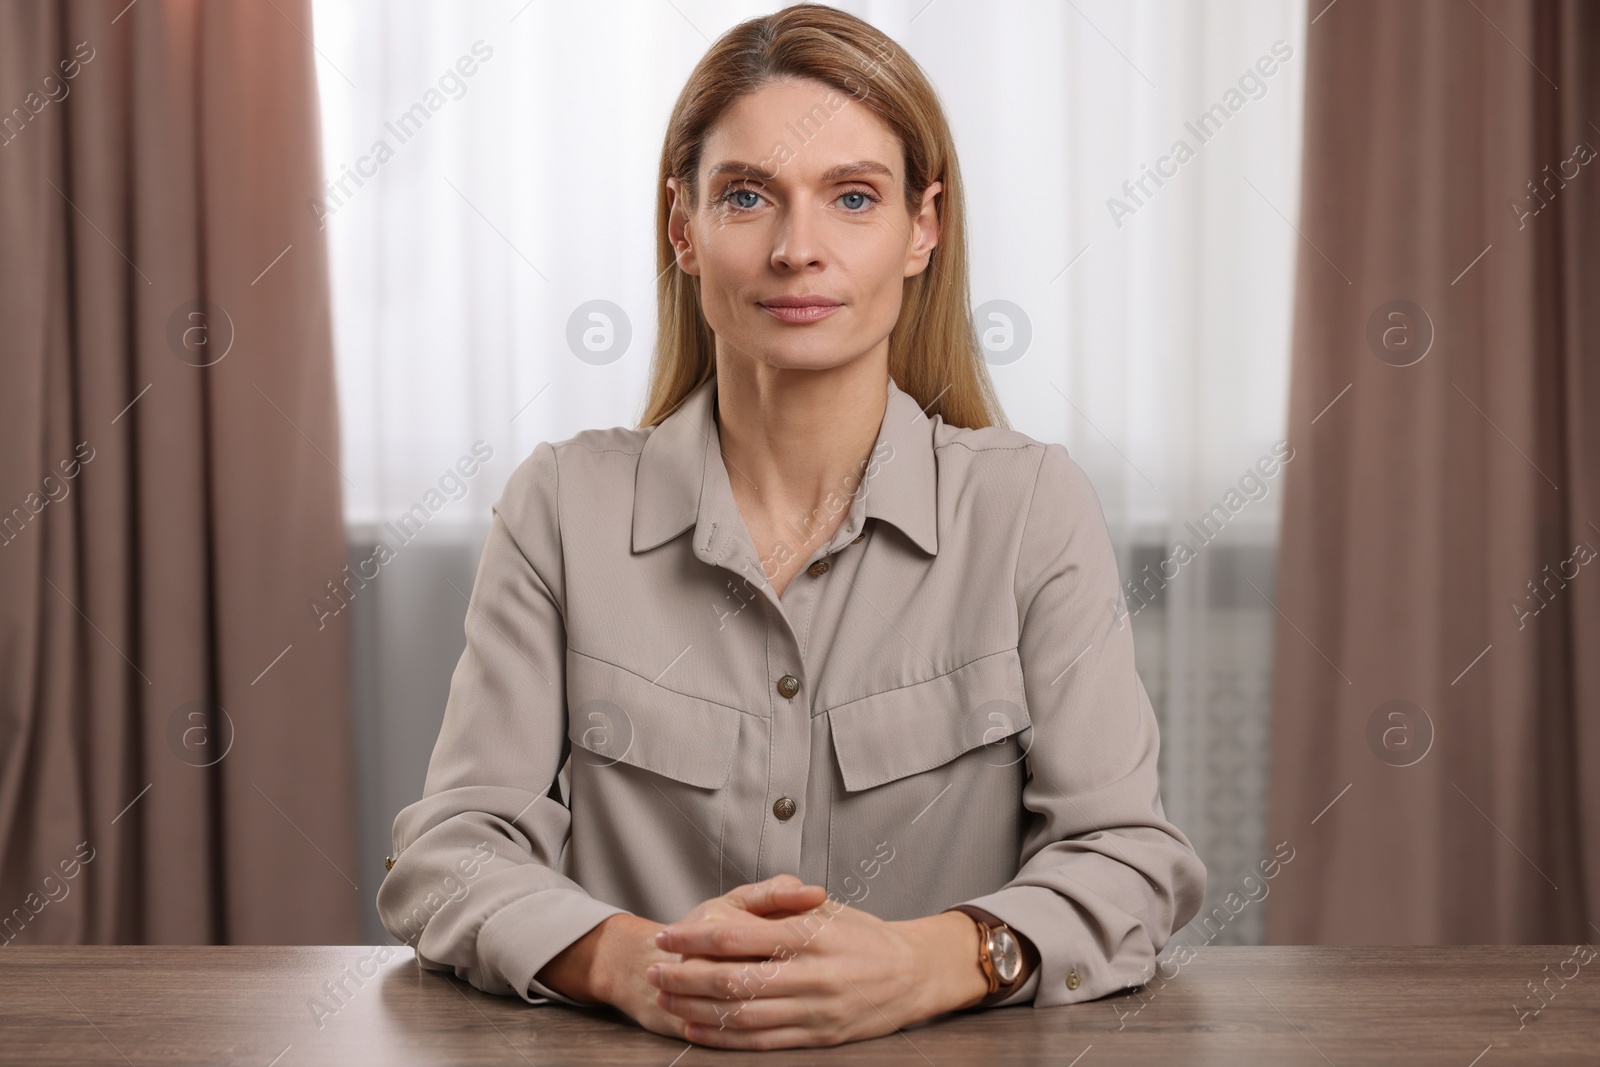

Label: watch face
[992,928,1023,983]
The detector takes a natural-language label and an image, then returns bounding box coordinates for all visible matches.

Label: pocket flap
[566,651,744,789]
[826,649,1030,792]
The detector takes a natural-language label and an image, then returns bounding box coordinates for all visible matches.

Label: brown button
[1066,969,1081,990]
[776,674,800,698]
[384,855,395,872]
[807,560,830,576]
[773,796,797,820]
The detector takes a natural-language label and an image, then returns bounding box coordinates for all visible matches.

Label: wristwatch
[948,905,1025,1007]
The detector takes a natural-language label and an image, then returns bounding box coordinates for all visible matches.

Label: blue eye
[716,184,881,213]
[717,184,767,211]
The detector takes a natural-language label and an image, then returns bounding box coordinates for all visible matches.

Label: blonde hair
[639,2,1008,432]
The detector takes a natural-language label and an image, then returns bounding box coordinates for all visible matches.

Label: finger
[725,873,823,901]
[748,907,821,920]
[721,875,827,915]
[657,990,808,1031]
[721,873,800,900]
[672,953,772,966]
[656,914,825,958]
[744,885,829,917]
[648,955,816,1000]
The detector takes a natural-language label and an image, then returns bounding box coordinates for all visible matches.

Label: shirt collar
[632,374,939,564]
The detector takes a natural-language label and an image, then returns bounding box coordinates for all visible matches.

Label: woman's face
[667,77,941,374]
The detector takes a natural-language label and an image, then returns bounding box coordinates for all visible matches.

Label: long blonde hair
[639,3,1008,432]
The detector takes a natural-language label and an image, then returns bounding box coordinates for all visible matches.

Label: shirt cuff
[956,883,1132,1008]
[993,962,1040,1007]
[474,887,628,1007]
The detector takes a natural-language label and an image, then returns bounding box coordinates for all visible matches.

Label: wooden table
[1,945,1595,1064]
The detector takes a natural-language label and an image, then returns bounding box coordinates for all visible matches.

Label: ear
[666,176,701,276]
[904,179,942,278]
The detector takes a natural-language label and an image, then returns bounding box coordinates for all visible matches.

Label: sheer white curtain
[312,0,1305,946]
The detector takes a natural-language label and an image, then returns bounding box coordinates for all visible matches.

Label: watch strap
[947,905,1021,1007]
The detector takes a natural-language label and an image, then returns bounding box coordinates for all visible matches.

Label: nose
[770,201,825,272]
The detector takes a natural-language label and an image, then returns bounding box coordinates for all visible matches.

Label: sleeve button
[1066,968,1081,990]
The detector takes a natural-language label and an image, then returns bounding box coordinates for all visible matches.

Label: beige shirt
[376,373,1206,1010]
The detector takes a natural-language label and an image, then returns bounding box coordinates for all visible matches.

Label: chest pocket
[825,647,1031,792]
[565,650,743,789]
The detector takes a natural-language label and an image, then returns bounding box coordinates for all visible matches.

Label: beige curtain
[0,0,359,943]
[1267,0,1598,943]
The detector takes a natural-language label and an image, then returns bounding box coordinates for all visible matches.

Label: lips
[758,294,844,324]
[758,295,843,309]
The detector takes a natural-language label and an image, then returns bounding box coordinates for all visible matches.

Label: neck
[711,345,889,544]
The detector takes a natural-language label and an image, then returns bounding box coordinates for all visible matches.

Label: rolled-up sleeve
[375,441,626,1006]
[956,442,1206,1009]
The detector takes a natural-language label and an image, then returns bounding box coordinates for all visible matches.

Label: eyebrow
[705,160,896,185]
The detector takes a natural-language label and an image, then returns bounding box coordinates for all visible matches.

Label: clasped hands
[596,873,990,1050]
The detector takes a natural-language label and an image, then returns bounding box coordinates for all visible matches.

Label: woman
[377,3,1205,1050]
